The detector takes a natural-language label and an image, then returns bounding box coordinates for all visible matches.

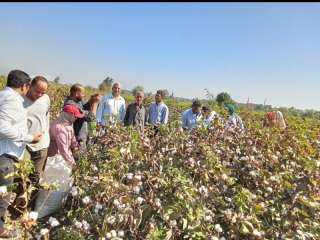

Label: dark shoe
[0,228,17,238]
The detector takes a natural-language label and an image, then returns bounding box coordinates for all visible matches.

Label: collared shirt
[47,120,78,166]
[0,87,33,159]
[96,94,126,126]
[124,103,147,134]
[148,102,169,125]
[181,108,202,130]
[226,113,244,130]
[23,94,51,152]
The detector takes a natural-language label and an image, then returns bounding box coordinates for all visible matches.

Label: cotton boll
[82,196,91,205]
[48,217,60,227]
[40,228,49,236]
[110,230,117,238]
[118,230,125,237]
[214,224,223,233]
[28,211,38,221]
[0,186,7,194]
[137,197,144,204]
[74,220,83,229]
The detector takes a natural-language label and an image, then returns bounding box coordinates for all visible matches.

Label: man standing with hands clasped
[148,90,169,133]
[124,91,147,135]
[148,90,169,125]
[0,70,42,238]
[96,82,126,127]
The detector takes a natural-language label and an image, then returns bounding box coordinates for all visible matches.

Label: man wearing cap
[148,90,169,127]
[181,100,203,130]
[0,70,42,238]
[47,105,84,169]
[96,82,126,127]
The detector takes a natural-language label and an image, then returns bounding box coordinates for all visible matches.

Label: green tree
[159,89,170,98]
[0,75,6,89]
[216,92,233,106]
[53,76,60,84]
[132,85,144,96]
[204,88,216,106]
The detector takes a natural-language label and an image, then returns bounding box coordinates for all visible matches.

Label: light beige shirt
[24,94,51,152]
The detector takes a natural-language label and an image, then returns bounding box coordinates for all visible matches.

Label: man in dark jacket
[124,91,148,134]
[63,84,101,148]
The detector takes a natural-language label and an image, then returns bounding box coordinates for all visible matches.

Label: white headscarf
[276,111,286,129]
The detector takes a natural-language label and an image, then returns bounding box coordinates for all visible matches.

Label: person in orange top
[263,111,286,130]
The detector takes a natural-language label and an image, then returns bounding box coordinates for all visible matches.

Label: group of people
[0,69,286,237]
[0,70,170,237]
[181,100,245,131]
[96,87,169,133]
[181,102,287,131]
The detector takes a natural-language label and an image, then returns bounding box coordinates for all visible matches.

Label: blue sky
[1,3,320,110]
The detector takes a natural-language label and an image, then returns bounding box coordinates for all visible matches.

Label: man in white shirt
[23,76,50,187]
[96,82,126,127]
[0,70,42,238]
[201,105,220,128]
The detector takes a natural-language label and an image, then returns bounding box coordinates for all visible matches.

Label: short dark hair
[6,70,31,88]
[202,105,211,112]
[31,76,48,86]
[192,99,201,107]
[70,84,84,95]
[156,90,164,98]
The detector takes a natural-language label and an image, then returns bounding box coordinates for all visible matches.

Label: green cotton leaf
[165,229,173,240]
[243,220,254,231]
[187,220,201,231]
[191,231,206,239]
[240,223,250,235]
[308,201,320,208]
[182,218,188,230]
[299,198,320,209]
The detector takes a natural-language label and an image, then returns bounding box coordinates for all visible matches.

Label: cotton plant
[4,101,320,239]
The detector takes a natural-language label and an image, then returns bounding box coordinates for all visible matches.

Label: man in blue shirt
[148,90,169,127]
[181,100,202,130]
